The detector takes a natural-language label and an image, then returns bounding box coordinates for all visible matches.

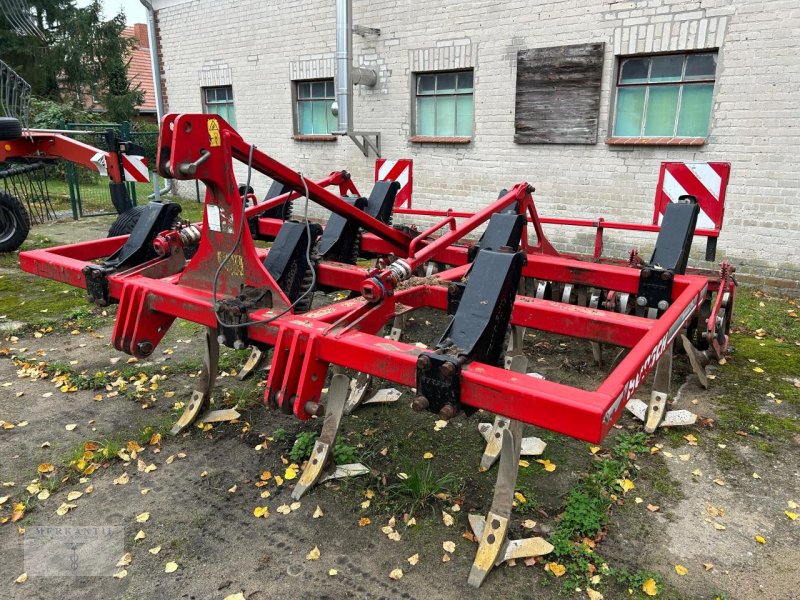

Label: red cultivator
[19,114,735,586]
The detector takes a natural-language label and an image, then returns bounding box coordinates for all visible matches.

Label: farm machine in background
[18,114,735,586]
[0,60,150,253]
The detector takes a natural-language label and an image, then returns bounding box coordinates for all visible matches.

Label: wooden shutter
[515,43,605,144]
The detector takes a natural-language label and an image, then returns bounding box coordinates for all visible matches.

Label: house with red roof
[123,23,157,118]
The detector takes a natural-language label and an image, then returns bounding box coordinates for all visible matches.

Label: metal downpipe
[140,0,172,199]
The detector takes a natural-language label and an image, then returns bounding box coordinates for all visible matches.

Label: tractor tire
[0,117,22,141]
[108,205,147,237]
[0,191,30,252]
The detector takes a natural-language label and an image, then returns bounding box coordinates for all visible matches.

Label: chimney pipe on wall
[334,0,381,156]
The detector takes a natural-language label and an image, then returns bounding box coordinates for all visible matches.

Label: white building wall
[152,0,800,288]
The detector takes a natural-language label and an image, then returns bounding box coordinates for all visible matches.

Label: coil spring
[178,225,201,248]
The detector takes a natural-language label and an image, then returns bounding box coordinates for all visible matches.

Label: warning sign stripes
[121,155,150,183]
[375,159,412,207]
[655,162,730,231]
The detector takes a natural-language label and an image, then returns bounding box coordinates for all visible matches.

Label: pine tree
[0,0,144,121]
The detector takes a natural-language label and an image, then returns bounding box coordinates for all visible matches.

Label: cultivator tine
[644,346,672,433]
[680,333,710,389]
[387,313,406,342]
[343,371,372,415]
[503,325,525,370]
[590,341,603,366]
[626,342,697,432]
[292,374,350,500]
[469,355,552,587]
[480,355,545,470]
[237,346,268,381]
[171,326,220,435]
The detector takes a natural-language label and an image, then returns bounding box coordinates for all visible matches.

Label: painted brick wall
[151,0,800,288]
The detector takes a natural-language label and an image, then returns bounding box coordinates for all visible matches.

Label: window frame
[608,50,718,145]
[201,85,236,128]
[292,78,338,140]
[411,69,474,143]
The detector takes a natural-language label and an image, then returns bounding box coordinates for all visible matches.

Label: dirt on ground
[1,217,799,600]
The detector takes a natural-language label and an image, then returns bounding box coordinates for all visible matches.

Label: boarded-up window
[514,43,604,144]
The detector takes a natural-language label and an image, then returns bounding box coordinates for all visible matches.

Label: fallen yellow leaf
[755,535,767,544]
[785,511,798,521]
[253,506,269,518]
[306,546,321,560]
[616,478,635,494]
[675,564,688,576]
[135,512,150,523]
[547,562,566,577]
[149,546,161,555]
[359,517,371,527]
[586,587,603,600]
[442,511,455,527]
[389,568,403,580]
[55,502,76,516]
[536,459,557,472]
[442,540,456,553]
[164,561,178,573]
[14,573,27,584]
[642,578,658,596]
[116,553,132,567]
[313,505,324,519]
[407,553,419,566]
[284,466,297,481]
[423,452,434,459]
[134,530,145,541]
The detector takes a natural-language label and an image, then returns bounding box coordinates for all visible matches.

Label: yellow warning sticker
[207,118,221,147]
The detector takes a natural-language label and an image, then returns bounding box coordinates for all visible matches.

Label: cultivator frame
[19,114,735,586]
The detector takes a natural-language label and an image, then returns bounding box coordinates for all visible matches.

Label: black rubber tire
[0,191,30,252]
[108,205,146,237]
[0,117,22,141]
[0,117,22,140]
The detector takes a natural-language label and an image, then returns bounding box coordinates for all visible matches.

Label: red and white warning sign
[653,162,730,231]
[121,155,150,183]
[375,158,412,207]
[90,152,150,183]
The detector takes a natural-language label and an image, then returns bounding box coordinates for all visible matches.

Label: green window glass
[295,79,336,135]
[415,70,474,137]
[202,86,236,128]
[613,52,717,138]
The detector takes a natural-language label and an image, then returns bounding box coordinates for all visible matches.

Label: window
[415,70,474,138]
[202,86,236,128]
[295,79,337,135]
[612,52,717,139]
